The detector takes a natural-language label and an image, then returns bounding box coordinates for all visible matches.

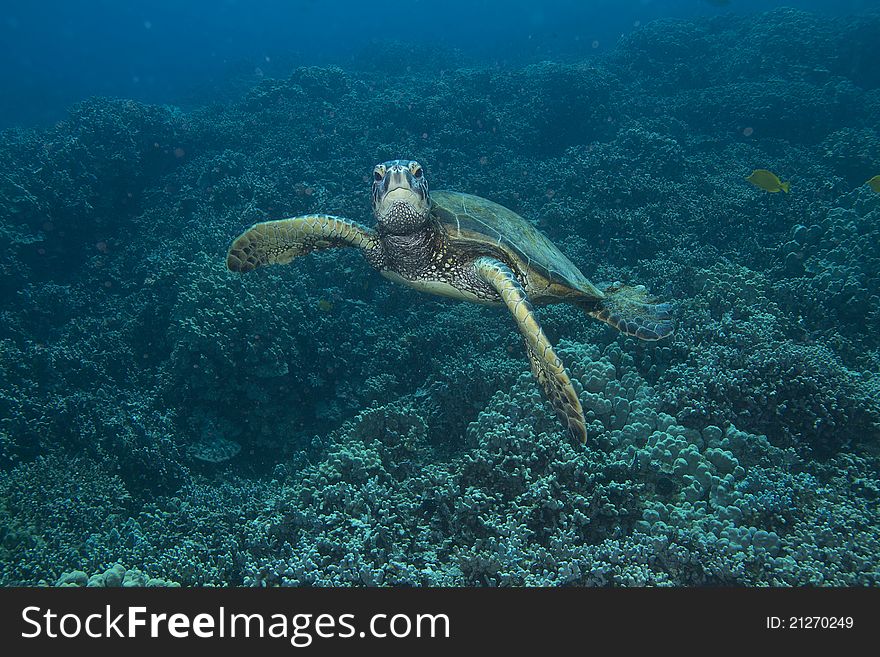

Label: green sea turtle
[227,159,673,443]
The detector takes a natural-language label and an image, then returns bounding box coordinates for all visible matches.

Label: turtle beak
[385,166,415,193]
[377,164,425,206]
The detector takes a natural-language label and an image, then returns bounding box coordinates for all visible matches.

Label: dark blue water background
[1,0,875,129]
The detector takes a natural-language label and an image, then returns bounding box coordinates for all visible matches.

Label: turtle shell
[431,190,604,298]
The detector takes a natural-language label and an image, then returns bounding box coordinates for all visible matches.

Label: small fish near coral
[226,160,675,444]
[746,169,790,193]
[866,175,880,193]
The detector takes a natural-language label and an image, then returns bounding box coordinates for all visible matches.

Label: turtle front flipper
[227,215,378,273]
[588,284,675,341]
[474,256,587,444]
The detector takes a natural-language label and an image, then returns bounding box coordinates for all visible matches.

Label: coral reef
[56,564,180,588]
[0,8,878,586]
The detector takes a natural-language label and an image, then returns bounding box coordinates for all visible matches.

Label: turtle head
[371,159,431,234]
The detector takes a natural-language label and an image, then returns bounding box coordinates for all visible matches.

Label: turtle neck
[380,222,443,277]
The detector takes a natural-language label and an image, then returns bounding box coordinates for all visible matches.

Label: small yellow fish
[746,169,790,193]
[317,299,333,312]
[866,175,880,193]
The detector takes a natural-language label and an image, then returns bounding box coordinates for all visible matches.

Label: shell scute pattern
[431,190,604,299]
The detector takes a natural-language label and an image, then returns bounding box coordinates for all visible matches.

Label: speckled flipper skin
[226,215,377,273]
[589,284,675,341]
[474,256,587,444]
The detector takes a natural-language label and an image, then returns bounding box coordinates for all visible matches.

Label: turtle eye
[373,169,384,181]
[412,167,423,179]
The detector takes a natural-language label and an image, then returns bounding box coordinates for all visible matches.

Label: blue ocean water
[2,0,875,129]
[0,0,879,586]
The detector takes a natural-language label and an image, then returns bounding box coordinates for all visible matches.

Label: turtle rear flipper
[227,215,377,273]
[588,284,674,341]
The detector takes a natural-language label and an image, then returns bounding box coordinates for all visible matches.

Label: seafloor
[1,8,878,586]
